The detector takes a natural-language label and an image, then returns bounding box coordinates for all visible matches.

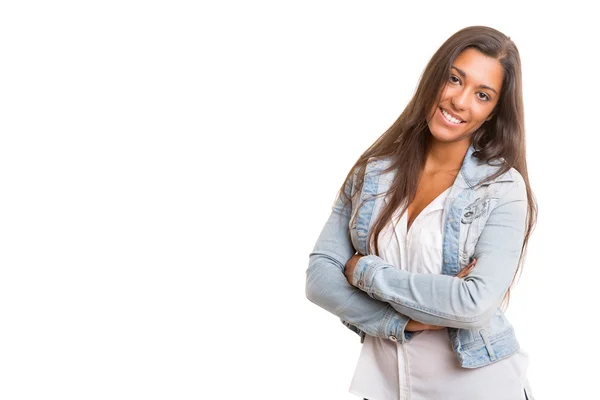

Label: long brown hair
[338,26,537,310]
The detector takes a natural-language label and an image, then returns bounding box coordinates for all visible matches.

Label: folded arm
[349,179,528,329]
[306,178,415,343]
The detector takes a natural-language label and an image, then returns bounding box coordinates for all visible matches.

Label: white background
[0,1,598,399]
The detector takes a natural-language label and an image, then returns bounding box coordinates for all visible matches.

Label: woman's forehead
[452,48,503,94]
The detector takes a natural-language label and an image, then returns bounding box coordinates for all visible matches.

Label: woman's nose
[451,91,470,110]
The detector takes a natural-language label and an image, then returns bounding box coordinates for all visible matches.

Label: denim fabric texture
[306,144,528,369]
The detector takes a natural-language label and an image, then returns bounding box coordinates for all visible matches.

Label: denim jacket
[306,144,528,368]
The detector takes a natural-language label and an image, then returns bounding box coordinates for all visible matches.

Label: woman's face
[427,48,504,144]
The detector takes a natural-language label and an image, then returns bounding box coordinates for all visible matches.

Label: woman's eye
[448,75,490,101]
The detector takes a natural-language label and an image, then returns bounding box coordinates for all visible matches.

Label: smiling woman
[429,48,504,143]
[306,26,537,400]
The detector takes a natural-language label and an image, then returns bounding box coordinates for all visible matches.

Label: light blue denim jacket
[306,144,528,368]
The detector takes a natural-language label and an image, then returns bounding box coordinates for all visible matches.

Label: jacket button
[389,335,397,342]
[357,280,363,287]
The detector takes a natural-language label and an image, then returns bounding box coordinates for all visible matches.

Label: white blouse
[348,187,534,400]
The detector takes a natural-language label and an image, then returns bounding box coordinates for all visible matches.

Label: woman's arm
[306,177,415,343]
[389,259,477,332]
[345,178,528,329]
[345,256,477,332]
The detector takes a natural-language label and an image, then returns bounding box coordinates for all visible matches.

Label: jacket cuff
[382,305,414,343]
[353,254,386,297]
[353,256,414,343]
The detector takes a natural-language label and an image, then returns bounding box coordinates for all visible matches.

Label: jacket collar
[457,143,513,189]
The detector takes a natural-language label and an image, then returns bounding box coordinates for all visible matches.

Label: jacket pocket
[459,197,496,257]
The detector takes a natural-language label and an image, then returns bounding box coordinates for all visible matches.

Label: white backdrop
[1,1,598,399]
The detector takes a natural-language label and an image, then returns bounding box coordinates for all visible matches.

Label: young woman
[306,26,537,400]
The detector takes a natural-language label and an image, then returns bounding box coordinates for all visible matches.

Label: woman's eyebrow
[451,66,498,95]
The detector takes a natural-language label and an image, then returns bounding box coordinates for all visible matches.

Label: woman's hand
[405,319,446,332]
[456,257,477,279]
[344,253,363,285]
[405,258,477,332]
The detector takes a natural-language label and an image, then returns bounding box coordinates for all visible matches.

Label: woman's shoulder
[474,154,525,185]
[497,166,525,184]
[488,166,527,203]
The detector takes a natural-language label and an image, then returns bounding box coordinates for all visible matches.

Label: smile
[439,107,466,124]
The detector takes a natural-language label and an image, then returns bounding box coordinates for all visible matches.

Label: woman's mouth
[439,107,466,125]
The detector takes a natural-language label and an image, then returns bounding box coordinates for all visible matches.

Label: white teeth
[441,108,463,124]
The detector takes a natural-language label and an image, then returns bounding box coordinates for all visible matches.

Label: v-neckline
[404,187,451,236]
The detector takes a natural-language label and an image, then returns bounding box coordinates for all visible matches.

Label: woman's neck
[423,138,470,174]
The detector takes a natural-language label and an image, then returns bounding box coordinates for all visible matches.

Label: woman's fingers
[457,258,477,278]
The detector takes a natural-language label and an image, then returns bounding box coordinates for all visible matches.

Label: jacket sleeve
[350,178,528,330]
[305,174,415,343]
